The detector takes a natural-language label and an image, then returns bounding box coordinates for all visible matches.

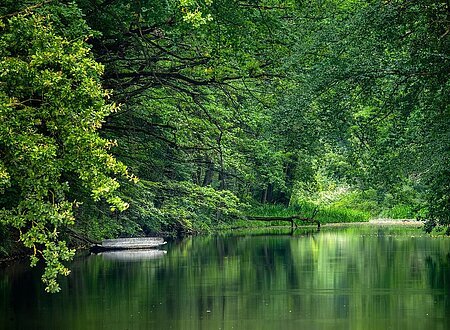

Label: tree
[284,0,449,224]
[73,0,300,229]
[0,2,132,292]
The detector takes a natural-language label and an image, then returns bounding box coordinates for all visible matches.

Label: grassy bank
[215,202,371,231]
[247,202,370,223]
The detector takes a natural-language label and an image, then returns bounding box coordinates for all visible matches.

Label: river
[1,226,450,329]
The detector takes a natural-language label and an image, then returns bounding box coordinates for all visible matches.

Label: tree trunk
[266,183,274,203]
[202,161,214,186]
[261,186,268,203]
[219,171,227,190]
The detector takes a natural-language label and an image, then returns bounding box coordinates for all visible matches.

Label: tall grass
[379,204,415,219]
[293,184,421,220]
[246,204,304,218]
[245,201,370,226]
[316,204,370,223]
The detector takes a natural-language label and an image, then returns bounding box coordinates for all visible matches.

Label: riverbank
[0,218,427,264]
[325,218,424,227]
[212,217,426,232]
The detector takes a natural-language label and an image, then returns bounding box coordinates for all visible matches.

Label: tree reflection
[1,228,450,329]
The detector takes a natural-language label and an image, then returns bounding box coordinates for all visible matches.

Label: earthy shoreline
[323,219,424,227]
[0,219,426,263]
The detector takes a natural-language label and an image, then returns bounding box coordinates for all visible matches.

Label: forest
[0,0,449,292]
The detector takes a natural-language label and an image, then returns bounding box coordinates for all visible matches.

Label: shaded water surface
[1,226,450,329]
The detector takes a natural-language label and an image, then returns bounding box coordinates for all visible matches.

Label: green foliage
[246,202,370,226]
[178,0,213,27]
[0,3,132,292]
[246,204,301,218]
[290,165,421,221]
[318,205,370,224]
[379,204,415,219]
[329,190,380,216]
[77,0,300,227]
[283,0,448,227]
[1,0,449,293]
[118,180,243,235]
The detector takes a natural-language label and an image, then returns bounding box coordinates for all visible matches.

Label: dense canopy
[0,0,448,291]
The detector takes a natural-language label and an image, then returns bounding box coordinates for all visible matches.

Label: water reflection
[1,227,450,329]
[97,249,167,261]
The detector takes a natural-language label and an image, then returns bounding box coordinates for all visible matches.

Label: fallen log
[246,215,320,229]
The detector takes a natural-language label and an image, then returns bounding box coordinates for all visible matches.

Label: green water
[1,226,450,329]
